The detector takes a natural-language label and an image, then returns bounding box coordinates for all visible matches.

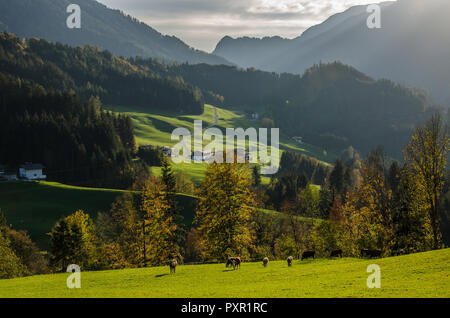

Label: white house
[19,163,46,180]
[0,164,4,177]
[192,150,213,162]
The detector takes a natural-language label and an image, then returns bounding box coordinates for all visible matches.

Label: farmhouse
[19,163,46,180]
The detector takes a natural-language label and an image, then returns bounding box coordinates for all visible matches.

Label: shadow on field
[155,274,169,278]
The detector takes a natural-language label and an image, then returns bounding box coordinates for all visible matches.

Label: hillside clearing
[107,104,334,185]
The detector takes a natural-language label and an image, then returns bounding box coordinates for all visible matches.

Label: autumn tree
[96,192,141,268]
[391,165,433,252]
[341,149,394,256]
[2,227,49,275]
[140,178,179,266]
[195,163,256,261]
[0,231,26,279]
[404,114,449,249]
[49,210,98,271]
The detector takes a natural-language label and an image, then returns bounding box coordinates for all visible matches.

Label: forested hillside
[0,33,204,115]
[0,73,143,188]
[134,59,438,158]
[0,32,440,159]
[0,0,230,65]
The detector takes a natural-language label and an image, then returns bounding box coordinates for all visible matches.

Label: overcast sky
[96,0,392,52]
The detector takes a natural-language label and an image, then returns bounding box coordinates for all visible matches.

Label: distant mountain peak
[0,0,231,65]
[212,0,450,105]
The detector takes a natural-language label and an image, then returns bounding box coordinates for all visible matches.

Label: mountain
[0,0,230,65]
[213,0,450,105]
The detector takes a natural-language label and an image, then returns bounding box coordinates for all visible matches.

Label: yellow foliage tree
[195,162,256,261]
[140,178,178,266]
[404,114,449,249]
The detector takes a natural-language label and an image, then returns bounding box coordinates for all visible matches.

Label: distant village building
[3,170,18,181]
[19,163,46,180]
[0,164,4,177]
[251,113,260,120]
[292,136,303,144]
[162,146,172,156]
[192,150,212,162]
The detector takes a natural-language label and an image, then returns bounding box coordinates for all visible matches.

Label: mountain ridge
[0,0,231,65]
[213,0,450,105]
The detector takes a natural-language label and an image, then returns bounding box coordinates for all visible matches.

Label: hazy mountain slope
[0,0,230,65]
[214,36,291,70]
[214,0,450,105]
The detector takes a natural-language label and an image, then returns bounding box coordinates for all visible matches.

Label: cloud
[97,0,393,52]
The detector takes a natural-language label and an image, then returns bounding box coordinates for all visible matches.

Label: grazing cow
[397,248,407,256]
[330,249,343,258]
[226,257,241,270]
[169,259,178,274]
[287,256,293,267]
[301,250,315,261]
[361,249,382,258]
[263,257,269,267]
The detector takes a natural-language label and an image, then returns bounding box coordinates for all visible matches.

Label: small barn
[19,163,46,180]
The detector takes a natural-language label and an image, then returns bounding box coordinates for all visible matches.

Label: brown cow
[226,257,241,270]
[263,257,269,267]
[361,249,382,258]
[330,249,343,258]
[169,259,178,274]
[301,250,315,261]
[287,256,294,267]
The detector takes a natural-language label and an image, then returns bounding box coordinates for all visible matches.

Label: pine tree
[140,178,178,266]
[161,156,186,254]
[195,163,256,260]
[49,210,98,271]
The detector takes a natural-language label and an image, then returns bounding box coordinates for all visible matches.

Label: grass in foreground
[0,249,448,298]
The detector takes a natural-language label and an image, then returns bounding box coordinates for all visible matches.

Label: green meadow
[107,104,334,185]
[0,249,448,298]
[0,181,196,249]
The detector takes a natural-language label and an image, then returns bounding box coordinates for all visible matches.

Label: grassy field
[0,181,197,249]
[0,249,448,298]
[107,104,335,185]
